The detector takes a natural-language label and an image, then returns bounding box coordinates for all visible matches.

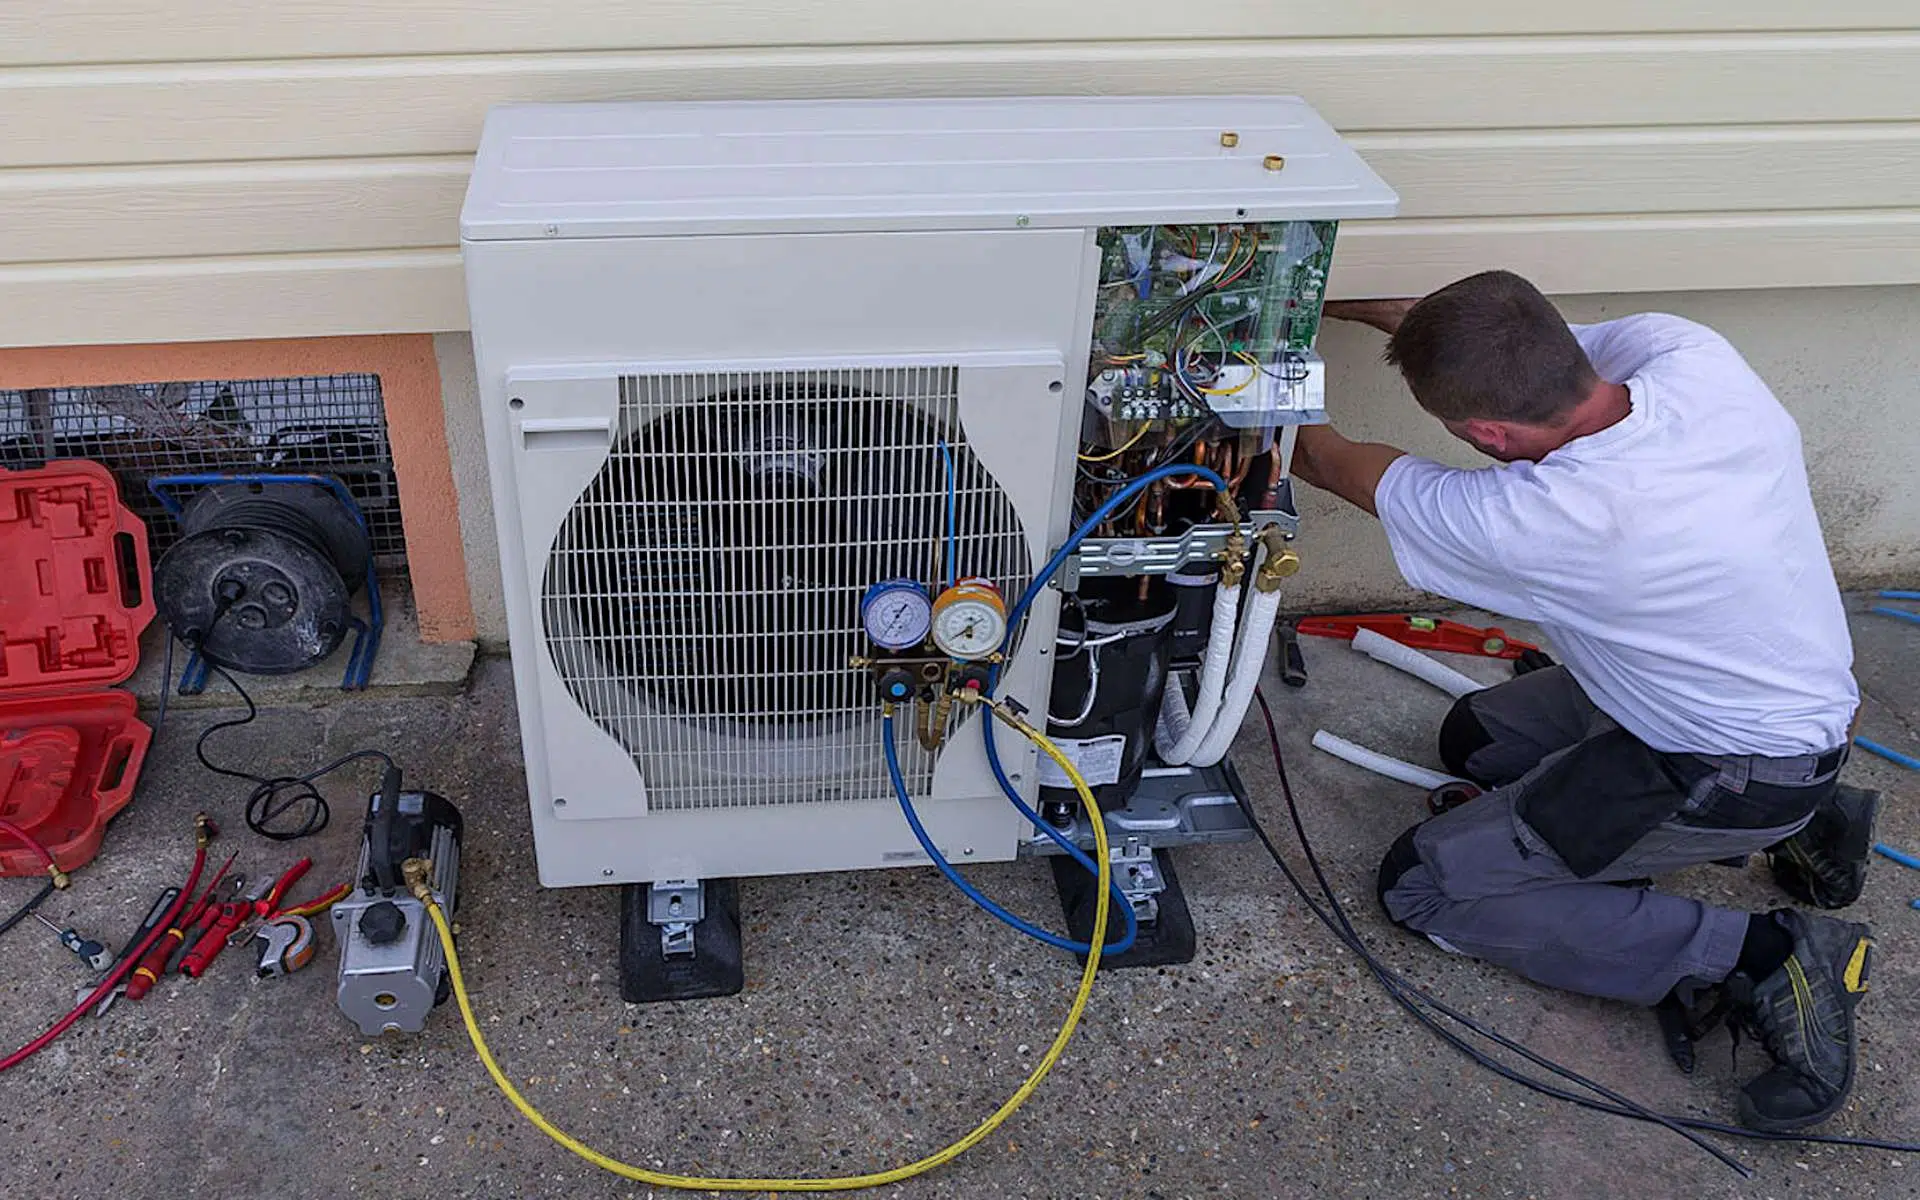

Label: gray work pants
[1380,668,1837,1007]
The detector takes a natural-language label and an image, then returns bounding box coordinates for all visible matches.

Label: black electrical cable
[1243,691,1748,1175]
[193,664,393,841]
[152,630,176,733]
[0,879,56,941]
[1243,686,1920,1168]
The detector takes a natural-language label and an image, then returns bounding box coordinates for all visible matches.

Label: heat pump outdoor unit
[462,97,1395,1000]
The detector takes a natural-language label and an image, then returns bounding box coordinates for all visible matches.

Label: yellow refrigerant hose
[417,696,1112,1192]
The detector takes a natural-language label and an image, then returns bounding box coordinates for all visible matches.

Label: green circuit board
[1091,220,1338,366]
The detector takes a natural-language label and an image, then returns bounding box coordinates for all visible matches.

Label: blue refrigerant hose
[972,462,1233,942]
[895,461,1232,955]
[884,711,1134,954]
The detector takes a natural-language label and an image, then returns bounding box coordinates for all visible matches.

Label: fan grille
[543,366,1030,810]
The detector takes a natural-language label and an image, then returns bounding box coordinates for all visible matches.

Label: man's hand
[1292,425,1406,517]
[1322,298,1419,336]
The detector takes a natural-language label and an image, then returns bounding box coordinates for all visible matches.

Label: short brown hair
[1384,270,1597,425]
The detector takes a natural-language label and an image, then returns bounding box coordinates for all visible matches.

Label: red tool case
[0,460,155,876]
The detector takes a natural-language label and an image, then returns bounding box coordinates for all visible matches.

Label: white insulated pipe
[1311,730,1467,791]
[1351,627,1484,699]
[1154,577,1243,764]
[1188,579,1286,768]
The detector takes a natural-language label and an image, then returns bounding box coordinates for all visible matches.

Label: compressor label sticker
[1037,735,1126,789]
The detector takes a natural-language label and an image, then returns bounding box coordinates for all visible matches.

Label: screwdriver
[31,912,112,970]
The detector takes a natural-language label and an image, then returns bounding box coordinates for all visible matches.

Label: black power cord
[0,879,56,941]
[1242,686,1920,1175]
[160,581,392,841]
[193,663,393,842]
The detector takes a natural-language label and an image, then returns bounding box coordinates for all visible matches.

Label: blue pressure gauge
[860,579,933,651]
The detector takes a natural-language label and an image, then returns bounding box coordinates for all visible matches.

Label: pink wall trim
[0,335,476,643]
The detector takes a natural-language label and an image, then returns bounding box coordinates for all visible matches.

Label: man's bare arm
[1322,298,1418,336]
[1292,425,1406,517]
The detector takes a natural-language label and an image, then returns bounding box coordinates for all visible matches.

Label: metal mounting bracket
[1112,837,1166,923]
[648,879,704,958]
[1057,507,1299,587]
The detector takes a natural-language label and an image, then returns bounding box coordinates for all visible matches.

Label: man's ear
[1457,417,1510,457]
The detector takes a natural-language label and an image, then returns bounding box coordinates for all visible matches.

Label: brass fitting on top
[1253,525,1300,592]
[915,690,956,752]
[402,857,436,903]
[1221,525,1249,588]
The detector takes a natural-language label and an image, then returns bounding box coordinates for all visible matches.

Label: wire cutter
[236,865,350,979]
[227,860,351,950]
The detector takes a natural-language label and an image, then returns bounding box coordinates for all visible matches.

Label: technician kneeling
[1293,270,1875,1133]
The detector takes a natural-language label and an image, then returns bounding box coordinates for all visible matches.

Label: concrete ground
[3,603,1917,1200]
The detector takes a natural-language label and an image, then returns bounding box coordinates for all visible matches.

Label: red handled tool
[180,871,283,978]
[225,858,317,949]
[1295,614,1540,660]
[125,856,238,1001]
[245,870,347,979]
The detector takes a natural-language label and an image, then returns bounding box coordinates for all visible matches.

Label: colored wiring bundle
[1240,688,1920,1172]
[423,700,1112,1192]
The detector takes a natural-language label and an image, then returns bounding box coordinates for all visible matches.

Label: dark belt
[1693,744,1848,790]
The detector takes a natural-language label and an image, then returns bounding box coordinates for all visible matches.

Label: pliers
[230,862,351,978]
[224,858,313,950]
[227,860,350,950]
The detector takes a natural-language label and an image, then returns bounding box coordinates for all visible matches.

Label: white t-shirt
[1374,313,1856,757]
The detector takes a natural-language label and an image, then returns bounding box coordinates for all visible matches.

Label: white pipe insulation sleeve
[1154,579,1244,764]
[1351,628,1485,699]
[1152,671,1194,759]
[1310,730,1469,791]
[1187,583,1285,768]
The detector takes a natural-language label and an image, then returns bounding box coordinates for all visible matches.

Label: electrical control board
[1085,220,1335,431]
[1074,219,1339,542]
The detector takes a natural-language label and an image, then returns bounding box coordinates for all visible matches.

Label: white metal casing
[462,96,1399,240]
[461,96,1396,889]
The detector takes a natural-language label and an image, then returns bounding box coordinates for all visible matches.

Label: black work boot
[1768,785,1879,909]
[1730,910,1873,1132]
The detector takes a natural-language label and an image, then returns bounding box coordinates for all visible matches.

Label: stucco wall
[438,283,1920,647]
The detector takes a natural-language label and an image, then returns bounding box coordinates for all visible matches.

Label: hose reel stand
[149,474,383,691]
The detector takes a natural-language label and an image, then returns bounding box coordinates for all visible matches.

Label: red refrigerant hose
[0,815,214,1075]
[0,817,63,879]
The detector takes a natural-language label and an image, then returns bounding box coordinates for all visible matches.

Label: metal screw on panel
[602,868,614,877]
[1015,215,1031,227]
[1220,131,1239,148]
[1263,155,1286,172]
[963,848,975,857]
[543,224,559,236]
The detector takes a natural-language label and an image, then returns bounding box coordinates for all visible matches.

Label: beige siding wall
[1,5,1918,347]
